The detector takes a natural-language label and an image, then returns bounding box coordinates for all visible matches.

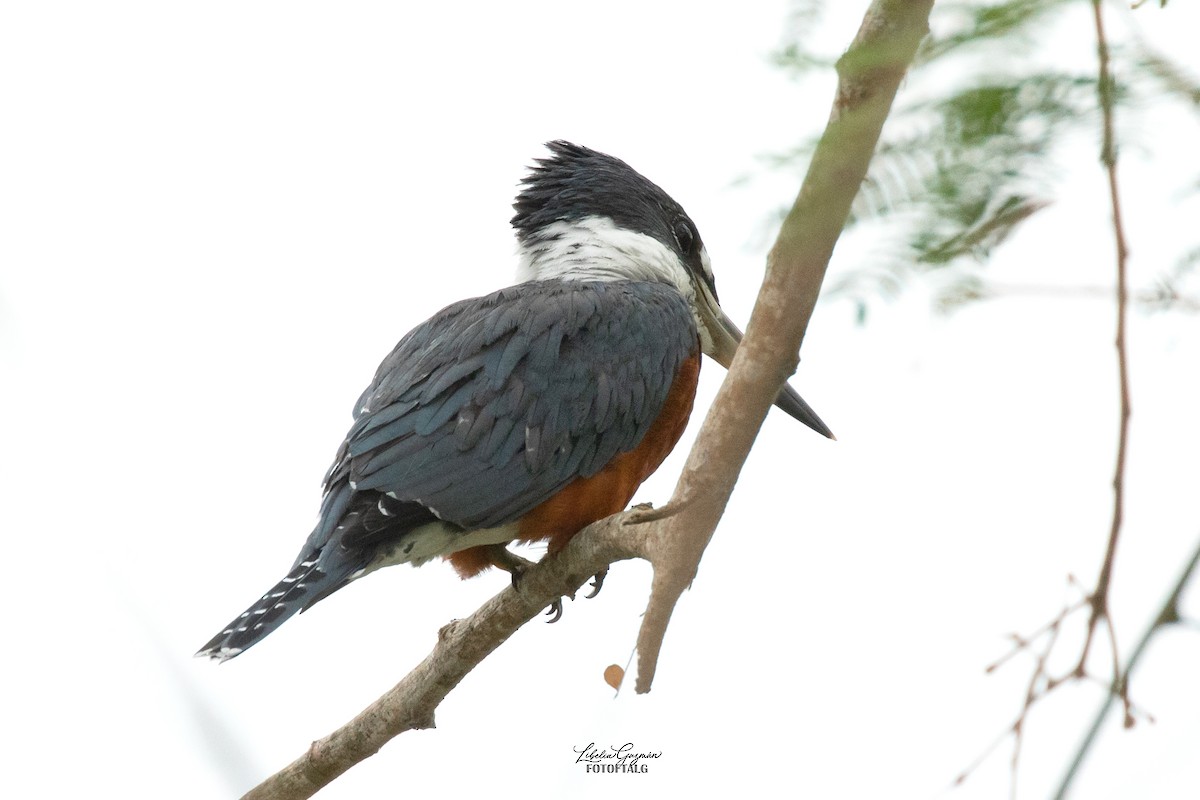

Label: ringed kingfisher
[197,141,833,662]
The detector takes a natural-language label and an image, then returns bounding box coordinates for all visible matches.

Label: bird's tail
[195,549,356,662]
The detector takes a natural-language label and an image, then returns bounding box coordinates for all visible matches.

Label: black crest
[511,141,698,260]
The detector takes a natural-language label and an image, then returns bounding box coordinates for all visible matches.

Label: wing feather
[307,279,697,556]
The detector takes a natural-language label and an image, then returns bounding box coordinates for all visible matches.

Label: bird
[196,141,833,662]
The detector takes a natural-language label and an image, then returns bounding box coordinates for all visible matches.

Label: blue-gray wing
[305,279,698,555]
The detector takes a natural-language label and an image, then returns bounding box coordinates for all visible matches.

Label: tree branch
[1082,0,1133,690]
[242,2,934,795]
[960,3,1145,792]
[630,0,934,694]
[242,514,642,800]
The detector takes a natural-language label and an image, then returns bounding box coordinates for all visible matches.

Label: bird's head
[511,141,833,439]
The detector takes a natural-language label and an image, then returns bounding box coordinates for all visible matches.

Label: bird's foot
[482,544,566,623]
[484,544,538,579]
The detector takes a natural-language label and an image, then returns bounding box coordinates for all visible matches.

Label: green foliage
[916,0,1075,63]
[770,0,1199,319]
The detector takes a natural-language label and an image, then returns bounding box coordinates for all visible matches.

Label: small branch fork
[1053,534,1200,798]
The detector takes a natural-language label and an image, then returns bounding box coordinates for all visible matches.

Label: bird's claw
[546,567,608,621]
[487,544,601,623]
[584,567,608,599]
[486,545,567,623]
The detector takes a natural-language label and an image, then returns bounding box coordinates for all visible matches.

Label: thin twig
[1009,615,1064,800]
[962,4,1142,792]
[1078,0,1133,714]
[985,596,1089,674]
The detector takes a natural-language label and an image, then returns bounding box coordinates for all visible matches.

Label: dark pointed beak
[696,285,835,440]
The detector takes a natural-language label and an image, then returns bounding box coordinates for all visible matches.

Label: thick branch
[241,513,642,800]
[630,0,935,693]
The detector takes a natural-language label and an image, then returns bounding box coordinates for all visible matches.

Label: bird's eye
[673,219,695,255]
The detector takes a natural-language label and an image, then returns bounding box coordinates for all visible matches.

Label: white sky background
[2,2,1199,798]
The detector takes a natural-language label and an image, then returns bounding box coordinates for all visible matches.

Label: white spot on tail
[195,646,244,662]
